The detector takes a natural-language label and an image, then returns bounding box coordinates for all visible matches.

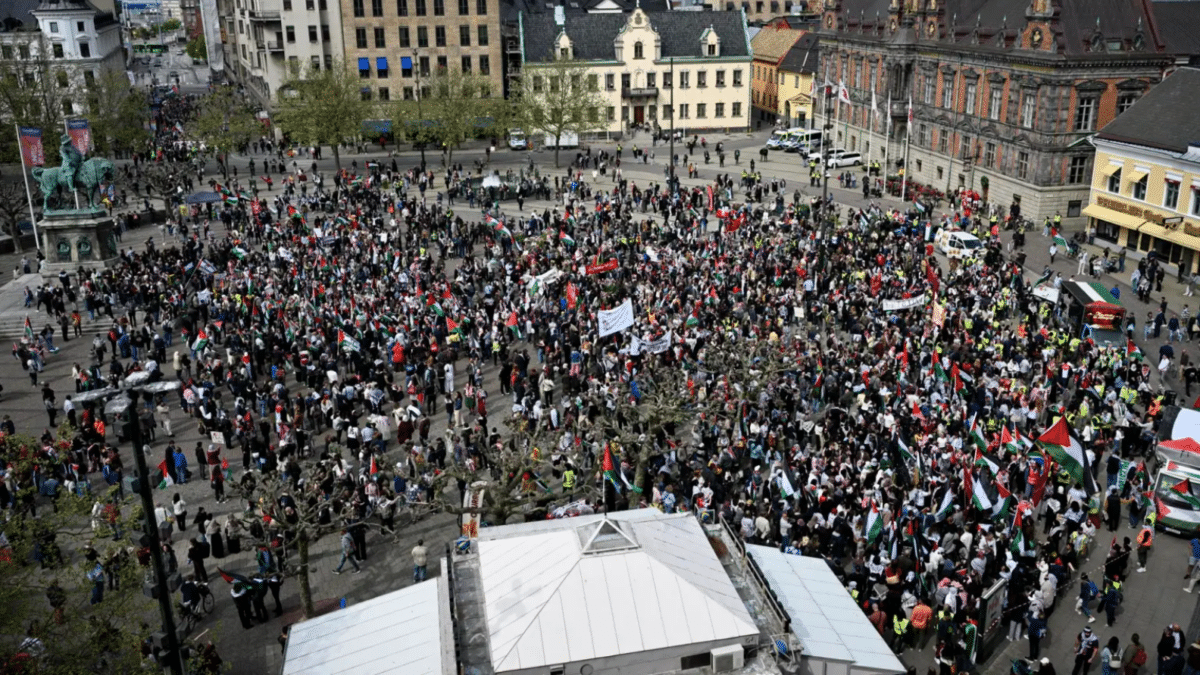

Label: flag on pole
[935,488,955,521]
[370,455,379,475]
[505,311,521,339]
[66,118,91,155]
[191,329,209,352]
[1037,416,1098,495]
[23,316,33,341]
[838,81,851,105]
[871,89,879,121]
[18,127,44,166]
[971,472,998,512]
[601,444,622,493]
[907,95,914,134]
[1127,339,1144,361]
[156,460,175,489]
[865,502,884,545]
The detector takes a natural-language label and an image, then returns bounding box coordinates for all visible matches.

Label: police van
[935,229,983,258]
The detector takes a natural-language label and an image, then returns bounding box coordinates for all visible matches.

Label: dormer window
[555,31,572,60]
[634,41,644,59]
[707,44,716,55]
[700,25,720,57]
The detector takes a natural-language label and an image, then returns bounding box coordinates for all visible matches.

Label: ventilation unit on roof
[711,645,745,673]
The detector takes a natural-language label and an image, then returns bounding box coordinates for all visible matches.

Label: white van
[508,129,527,150]
[936,229,984,258]
[766,128,798,150]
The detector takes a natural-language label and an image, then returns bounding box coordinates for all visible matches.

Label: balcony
[622,87,658,98]
[248,8,281,21]
[889,100,907,119]
[266,41,284,51]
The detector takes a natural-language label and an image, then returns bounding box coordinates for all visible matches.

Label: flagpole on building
[901,96,913,205]
[14,124,41,251]
[64,118,80,211]
[882,94,891,193]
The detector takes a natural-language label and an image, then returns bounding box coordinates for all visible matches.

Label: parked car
[826,152,863,168]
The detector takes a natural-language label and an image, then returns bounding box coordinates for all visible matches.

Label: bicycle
[177,581,215,632]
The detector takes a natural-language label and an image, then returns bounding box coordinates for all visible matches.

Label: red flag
[18,127,44,166]
[370,456,379,475]
[912,401,924,420]
[505,312,518,327]
[901,341,909,369]
[870,273,882,296]
[566,282,578,310]
[925,262,940,295]
[861,370,870,387]
[441,288,453,300]
[220,457,230,470]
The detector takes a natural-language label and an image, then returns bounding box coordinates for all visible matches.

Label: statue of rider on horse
[30,134,115,212]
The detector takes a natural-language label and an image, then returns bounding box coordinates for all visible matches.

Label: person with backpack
[1121,633,1147,675]
[1136,522,1154,572]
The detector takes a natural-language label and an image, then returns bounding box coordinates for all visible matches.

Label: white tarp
[1032,285,1060,304]
[597,299,635,337]
[881,294,926,311]
[199,0,224,72]
[630,331,671,355]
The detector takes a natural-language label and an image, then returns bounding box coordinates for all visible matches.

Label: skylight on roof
[577,519,640,554]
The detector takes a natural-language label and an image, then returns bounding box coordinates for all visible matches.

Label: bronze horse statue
[30,135,115,211]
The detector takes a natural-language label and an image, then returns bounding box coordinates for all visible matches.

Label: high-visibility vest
[894,616,909,635]
[562,470,576,490]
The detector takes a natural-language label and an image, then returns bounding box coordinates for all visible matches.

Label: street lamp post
[413,49,426,167]
[668,57,675,187]
[75,373,185,675]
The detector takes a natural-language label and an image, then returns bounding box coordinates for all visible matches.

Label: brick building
[338,0,504,105]
[809,0,1200,225]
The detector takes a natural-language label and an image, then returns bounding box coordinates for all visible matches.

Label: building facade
[0,0,124,117]
[774,32,817,126]
[215,0,346,111]
[520,7,751,137]
[1084,68,1200,276]
[810,0,1190,225]
[749,19,805,124]
[338,0,504,104]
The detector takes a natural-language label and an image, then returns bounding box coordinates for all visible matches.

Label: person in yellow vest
[562,465,576,495]
[892,613,910,652]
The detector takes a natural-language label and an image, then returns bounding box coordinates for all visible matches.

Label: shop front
[1082,193,1194,275]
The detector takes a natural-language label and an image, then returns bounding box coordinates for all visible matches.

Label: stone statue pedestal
[38,209,120,277]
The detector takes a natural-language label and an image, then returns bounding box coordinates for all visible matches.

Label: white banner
[881,294,926,312]
[1032,285,1060,304]
[199,0,224,72]
[630,331,671,356]
[598,299,635,337]
[461,481,487,538]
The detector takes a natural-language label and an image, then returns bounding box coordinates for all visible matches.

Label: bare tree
[0,180,30,253]
[512,55,606,167]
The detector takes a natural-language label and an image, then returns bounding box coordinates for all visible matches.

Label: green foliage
[0,37,66,165]
[161,18,182,31]
[273,60,373,169]
[188,85,258,175]
[185,35,207,62]
[86,70,151,156]
[402,67,502,165]
[511,56,606,167]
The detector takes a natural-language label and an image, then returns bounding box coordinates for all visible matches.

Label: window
[1020,93,1035,128]
[476,0,486,13]
[477,25,488,45]
[605,73,615,90]
[714,70,725,87]
[374,27,386,47]
[646,72,655,87]
[532,75,543,91]
[352,0,364,15]
[284,25,294,42]
[679,71,689,89]
[399,26,410,47]
[379,87,390,100]
[964,82,976,115]
[285,0,294,8]
[83,70,95,87]
[938,130,948,153]
[56,70,68,88]
[401,57,413,77]
[437,55,447,70]
[434,0,445,14]
[1192,188,1200,217]
[733,69,742,87]
[20,45,30,59]
[325,54,333,69]
[419,56,429,75]
[607,106,615,121]
[634,42,644,59]
[662,104,672,118]
[398,0,407,14]
[587,74,597,90]
[621,73,630,90]
[707,44,716,56]
[403,86,414,99]
[459,0,469,12]
[937,166,944,180]
[917,123,927,146]
[662,72,671,89]
[0,46,10,59]
[355,27,367,48]
[79,42,90,58]
[372,0,383,15]
[461,55,471,71]
[460,25,470,45]
[435,26,446,46]
[924,75,934,104]
[361,88,372,101]
[477,54,490,74]
[416,0,426,14]
[941,74,953,108]
[1165,180,1180,210]
[311,55,321,69]
[417,26,428,47]
[716,102,725,117]
[1017,151,1029,180]
[697,103,706,118]
[320,0,327,8]
[77,20,85,31]
[1067,156,1088,184]
[1074,96,1097,131]
[1132,174,1147,200]
[697,71,706,88]
[984,142,996,167]
[359,62,370,78]
[679,103,689,118]
[732,102,742,117]
[915,160,922,172]
[48,21,58,33]
[1117,93,1138,115]
[1107,168,1121,193]
[988,87,1002,120]
[308,25,317,41]
[621,106,628,121]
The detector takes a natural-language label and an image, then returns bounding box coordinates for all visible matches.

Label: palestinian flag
[156,460,175,489]
[232,247,248,260]
[1172,479,1200,510]
[191,329,209,352]
[967,414,988,452]
[897,435,915,464]
[686,313,699,327]
[1037,416,1097,495]
[1010,528,1027,555]
[566,282,578,310]
[427,298,445,317]
[974,448,1001,477]
[445,317,460,334]
[486,214,512,238]
[1116,458,1135,490]
[933,360,949,383]
[337,330,360,352]
[559,231,575,246]
[864,502,884,545]
[505,311,521,339]
[972,472,999,512]
[1001,426,1019,455]
[934,488,955,521]
[912,401,925,421]
[23,316,32,341]
[1127,339,1144,361]
[994,481,1013,519]
[224,194,239,205]
[601,444,622,493]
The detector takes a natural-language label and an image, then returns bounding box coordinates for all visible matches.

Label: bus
[133,43,168,54]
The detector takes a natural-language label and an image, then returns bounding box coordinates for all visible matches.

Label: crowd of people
[2,96,1192,674]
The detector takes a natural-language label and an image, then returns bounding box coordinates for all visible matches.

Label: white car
[808,147,846,163]
[936,229,984,258]
[826,152,862,168]
[508,129,527,150]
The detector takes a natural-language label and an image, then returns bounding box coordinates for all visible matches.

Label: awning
[357,57,370,71]
[401,56,412,69]
[376,57,388,71]
[1081,203,1144,230]
[1127,168,1148,183]
[1099,164,1121,178]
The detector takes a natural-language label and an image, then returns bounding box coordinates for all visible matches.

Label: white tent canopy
[475,509,760,674]
[747,545,905,675]
[282,575,455,675]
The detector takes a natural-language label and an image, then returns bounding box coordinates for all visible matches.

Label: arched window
[633,42,644,59]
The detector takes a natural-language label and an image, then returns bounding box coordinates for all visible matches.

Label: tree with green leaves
[512,55,606,167]
[272,60,372,170]
[85,70,151,158]
[407,67,502,167]
[184,34,207,63]
[0,36,69,166]
[0,180,31,252]
[187,85,259,178]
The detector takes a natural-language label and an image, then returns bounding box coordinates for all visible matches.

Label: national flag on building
[1037,416,1097,495]
[66,118,91,155]
[18,127,44,166]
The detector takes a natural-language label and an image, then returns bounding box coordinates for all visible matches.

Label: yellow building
[774,32,817,128]
[1084,68,1200,276]
[749,20,806,126]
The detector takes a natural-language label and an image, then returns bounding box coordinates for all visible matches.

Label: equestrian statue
[30,134,115,212]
